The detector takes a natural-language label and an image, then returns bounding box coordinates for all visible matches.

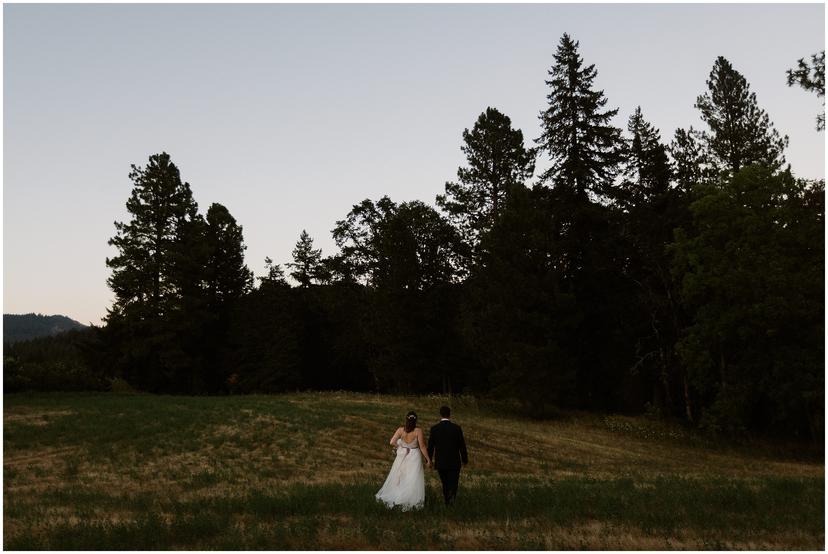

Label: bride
[375,410,431,510]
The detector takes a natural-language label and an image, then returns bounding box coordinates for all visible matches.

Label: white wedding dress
[375,436,426,511]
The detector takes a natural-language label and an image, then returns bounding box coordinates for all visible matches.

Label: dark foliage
[462,184,581,416]
[4,327,110,392]
[670,167,824,438]
[786,50,825,131]
[13,34,823,442]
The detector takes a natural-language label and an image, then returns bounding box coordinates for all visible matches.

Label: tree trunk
[683,375,694,423]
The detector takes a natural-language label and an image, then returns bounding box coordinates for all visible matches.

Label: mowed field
[3,392,824,550]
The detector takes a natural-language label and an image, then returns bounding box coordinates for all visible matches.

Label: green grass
[4,391,824,549]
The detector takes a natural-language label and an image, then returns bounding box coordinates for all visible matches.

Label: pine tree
[105,152,201,391]
[695,56,788,175]
[536,33,625,199]
[106,152,199,320]
[786,50,825,131]
[436,107,535,266]
[288,230,323,287]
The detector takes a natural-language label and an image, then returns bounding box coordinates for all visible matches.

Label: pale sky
[4,3,825,325]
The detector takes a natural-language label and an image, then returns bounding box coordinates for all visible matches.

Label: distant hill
[3,313,87,343]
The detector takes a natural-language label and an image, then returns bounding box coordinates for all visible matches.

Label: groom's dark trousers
[427,420,469,505]
[437,468,460,505]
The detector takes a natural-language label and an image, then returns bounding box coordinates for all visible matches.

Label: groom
[427,405,469,505]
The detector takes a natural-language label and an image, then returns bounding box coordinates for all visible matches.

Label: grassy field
[3,391,824,550]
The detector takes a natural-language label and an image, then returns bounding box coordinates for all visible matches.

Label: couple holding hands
[375,405,469,511]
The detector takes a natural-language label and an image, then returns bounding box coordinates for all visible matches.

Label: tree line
[7,35,824,440]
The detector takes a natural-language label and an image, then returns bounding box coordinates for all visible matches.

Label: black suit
[427,419,469,505]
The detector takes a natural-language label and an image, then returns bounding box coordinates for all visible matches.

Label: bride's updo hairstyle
[404,411,418,433]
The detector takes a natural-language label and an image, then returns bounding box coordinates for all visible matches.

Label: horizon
[4,3,825,325]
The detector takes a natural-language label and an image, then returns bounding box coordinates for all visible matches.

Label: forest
[5,35,825,441]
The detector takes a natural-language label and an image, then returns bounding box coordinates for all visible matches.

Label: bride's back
[400,428,419,446]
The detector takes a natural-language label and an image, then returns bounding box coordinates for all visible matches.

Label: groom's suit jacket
[427,420,469,471]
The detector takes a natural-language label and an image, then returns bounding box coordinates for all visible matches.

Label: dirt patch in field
[435,519,823,550]
[5,409,76,427]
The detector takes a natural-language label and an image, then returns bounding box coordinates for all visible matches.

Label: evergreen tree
[531,34,633,411]
[436,107,535,267]
[617,106,672,209]
[105,152,200,391]
[204,203,254,307]
[695,56,788,175]
[786,50,825,131]
[258,257,288,288]
[288,230,324,287]
[106,152,199,320]
[536,33,625,199]
[669,127,716,190]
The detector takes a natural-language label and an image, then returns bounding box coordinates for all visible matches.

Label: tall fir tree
[436,107,535,268]
[536,33,625,199]
[695,56,788,175]
[532,34,632,411]
[288,230,324,287]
